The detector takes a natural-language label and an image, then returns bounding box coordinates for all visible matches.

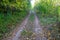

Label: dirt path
[34,14,47,40]
[4,13,47,40]
[19,13,47,40]
[12,15,30,40]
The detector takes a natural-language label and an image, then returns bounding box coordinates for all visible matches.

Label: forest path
[5,12,47,40]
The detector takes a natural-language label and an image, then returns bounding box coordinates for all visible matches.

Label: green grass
[21,30,33,36]
[0,11,28,40]
[29,13,35,21]
[40,17,57,26]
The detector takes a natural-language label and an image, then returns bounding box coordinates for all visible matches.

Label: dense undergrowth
[34,0,60,40]
[0,0,31,39]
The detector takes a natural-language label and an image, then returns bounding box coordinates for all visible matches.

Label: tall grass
[0,11,28,39]
[34,0,60,40]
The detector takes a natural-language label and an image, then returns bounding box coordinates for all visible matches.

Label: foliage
[34,0,60,40]
[0,0,31,39]
[34,0,58,17]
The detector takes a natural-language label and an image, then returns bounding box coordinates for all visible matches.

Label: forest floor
[3,13,49,40]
